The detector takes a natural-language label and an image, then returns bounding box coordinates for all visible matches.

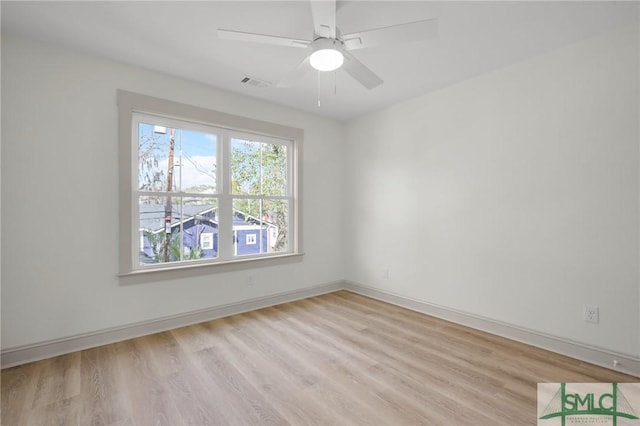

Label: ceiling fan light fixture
[309,38,344,72]
[310,48,343,71]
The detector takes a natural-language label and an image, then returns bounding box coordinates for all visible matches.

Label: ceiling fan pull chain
[317,70,321,107]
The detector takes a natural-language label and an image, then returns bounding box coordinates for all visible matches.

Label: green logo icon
[539,383,639,426]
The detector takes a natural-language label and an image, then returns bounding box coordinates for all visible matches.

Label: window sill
[118,252,304,284]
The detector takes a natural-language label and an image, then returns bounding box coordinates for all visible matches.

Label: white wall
[1,34,345,349]
[345,25,639,358]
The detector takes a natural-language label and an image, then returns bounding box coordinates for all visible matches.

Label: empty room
[1,1,639,425]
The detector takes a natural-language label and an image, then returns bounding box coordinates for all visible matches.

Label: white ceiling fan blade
[341,50,383,90]
[310,0,336,39]
[342,18,438,51]
[277,55,312,88]
[218,29,310,48]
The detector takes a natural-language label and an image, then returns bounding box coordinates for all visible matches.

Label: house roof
[139,204,275,233]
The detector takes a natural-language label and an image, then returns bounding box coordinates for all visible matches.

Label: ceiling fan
[218,0,437,90]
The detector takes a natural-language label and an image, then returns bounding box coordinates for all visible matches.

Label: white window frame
[118,90,303,276]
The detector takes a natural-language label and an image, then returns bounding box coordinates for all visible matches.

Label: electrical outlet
[584,304,599,324]
[382,267,389,280]
[247,275,255,286]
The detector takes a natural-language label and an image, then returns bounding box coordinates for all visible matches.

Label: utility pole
[163,128,176,263]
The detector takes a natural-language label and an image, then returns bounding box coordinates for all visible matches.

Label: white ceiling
[2,1,638,121]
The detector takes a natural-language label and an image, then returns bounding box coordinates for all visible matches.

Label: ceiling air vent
[240,76,271,89]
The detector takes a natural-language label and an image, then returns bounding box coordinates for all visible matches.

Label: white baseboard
[0,281,343,369]
[4,279,639,378]
[343,281,640,378]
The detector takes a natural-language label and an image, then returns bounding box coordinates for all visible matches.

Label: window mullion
[219,130,234,261]
[131,121,141,269]
[178,130,184,262]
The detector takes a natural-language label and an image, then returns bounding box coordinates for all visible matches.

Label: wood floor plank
[2,290,637,425]
[1,361,43,425]
[210,326,336,425]
[79,344,132,426]
[30,352,81,410]
[195,345,288,425]
[22,396,81,426]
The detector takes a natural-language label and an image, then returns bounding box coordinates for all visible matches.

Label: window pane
[178,130,217,194]
[233,198,263,256]
[139,195,218,265]
[263,199,289,253]
[232,199,288,256]
[261,143,287,197]
[182,197,219,260]
[231,138,288,196]
[139,195,179,264]
[138,123,177,192]
[231,139,261,195]
[138,122,217,193]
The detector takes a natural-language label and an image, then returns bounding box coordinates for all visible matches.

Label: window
[118,91,302,274]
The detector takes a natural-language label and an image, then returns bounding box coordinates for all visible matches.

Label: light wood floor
[1,291,636,425]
